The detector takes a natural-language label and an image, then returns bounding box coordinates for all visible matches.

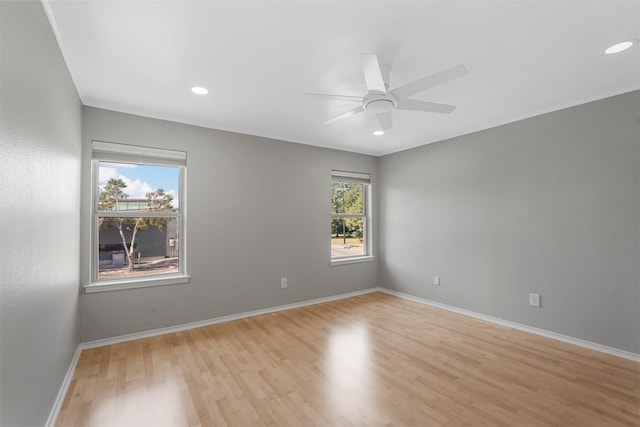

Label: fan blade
[396,98,456,114]
[391,64,468,99]
[361,54,387,94]
[303,92,363,103]
[323,106,365,125]
[376,112,393,130]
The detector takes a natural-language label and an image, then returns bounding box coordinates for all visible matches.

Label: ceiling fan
[307,54,468,131]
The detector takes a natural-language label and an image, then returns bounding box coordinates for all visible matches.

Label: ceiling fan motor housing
[363,93,398,113]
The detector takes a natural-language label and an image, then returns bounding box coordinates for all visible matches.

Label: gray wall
[378,91,640,354]
[80,107,378,342]
[0,2,82,426]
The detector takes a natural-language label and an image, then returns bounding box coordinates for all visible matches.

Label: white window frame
[85,140,189,293]
[331,170,374,265]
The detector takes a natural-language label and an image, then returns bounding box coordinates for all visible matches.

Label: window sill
[330,255,375,266]
[84,274,190,293]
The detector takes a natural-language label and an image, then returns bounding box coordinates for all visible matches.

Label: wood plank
[56,292,640,426]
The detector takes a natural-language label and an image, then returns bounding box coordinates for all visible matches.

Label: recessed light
[191,86,208,95]
[604,40,636,55]
[373,130,385,136]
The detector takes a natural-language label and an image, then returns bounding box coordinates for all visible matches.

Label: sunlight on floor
[88,379,190,426]
[326,323,377,420]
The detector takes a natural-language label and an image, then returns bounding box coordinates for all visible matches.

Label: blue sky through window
[98,162,179,202]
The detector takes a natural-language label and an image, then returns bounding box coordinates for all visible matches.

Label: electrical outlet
[529,293,541,307]
[433,276,440,286]
[280,277,288,289]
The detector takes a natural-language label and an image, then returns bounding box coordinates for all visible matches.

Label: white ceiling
[45,1,640,156]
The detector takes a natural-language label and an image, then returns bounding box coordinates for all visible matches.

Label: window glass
[96,162,181,281]
[331,172,371,260]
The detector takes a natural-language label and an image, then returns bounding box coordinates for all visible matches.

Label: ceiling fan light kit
[309,53,468,133]
[363,93,398,114]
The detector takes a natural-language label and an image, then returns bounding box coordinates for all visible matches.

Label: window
[331,170,372,263]
[86,141,188,292]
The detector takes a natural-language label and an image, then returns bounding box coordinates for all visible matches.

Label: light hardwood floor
[57,292,639,426]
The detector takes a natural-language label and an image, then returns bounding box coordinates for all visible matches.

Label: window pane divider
[97,211,180,218]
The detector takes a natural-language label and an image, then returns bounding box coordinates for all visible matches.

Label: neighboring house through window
[86,140,188,292]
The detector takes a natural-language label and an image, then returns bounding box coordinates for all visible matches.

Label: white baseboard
[45,345,82,427]
[80,288,379,350]
[378,288,640,363]
[79,286,640,362]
